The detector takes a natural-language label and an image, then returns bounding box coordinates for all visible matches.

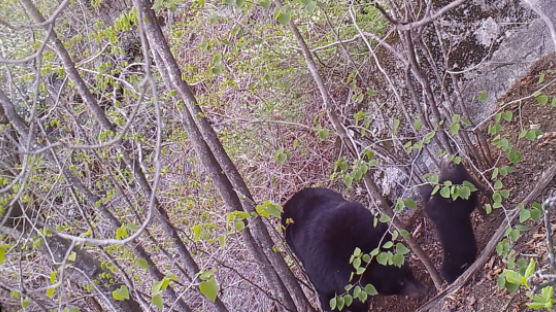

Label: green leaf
[382,241,393,249]
[353,247,362,257]
[112,285,130,301]
[414,119,422,130]
[352,258,361,270]
[277,12,291,25]
[68,251,76,262]
[362,254,371,264]
[152,277,171,296]
[234,220,245,232]
[364,283,378,296]
[336,295,345,310]
[541,286,553,301]
[259,0,270,9]
[508,150,521,164]
[22,297,30,308]
[395,198,404,212]
[478,90,488,101]
[551,96,556,107]
[391,253,404,267]
[439,185,450,198]
[503,269,524,285]
[459,185,471,199]
[353,285,362,297]
[376,252,388,265]
[538,73,545,83]
[404,198,417,210]
[10,290,21,299]
[116,224,128,240]
[527,301,551,309]
[502,111,513,122]
[497,274,506,290]
[152,294,163,309]
[526,129,542,141]
[357,290,368,302]
[193,225,202,241]
[344,175,353,189]
[343,294,353,308]
[536,94,548,106]
[450,121,460,135]
[524,258,535,278]
[509,228,520,242]
[485,203,492,214]
[255,201,283,219]
[519,208,531,223]
[0,245,7,264]
[46,288,54,298]
[329,297,337,310]
[531,206,542,221]
[396,243,410,255]
[136,258,148,270]
[50,271,56,284]
[392,118,400,129]
[493,192,502,203]
[379,214,390,223]
[199,277,219,302]
[274,148,288,164]
[424,131,435,144]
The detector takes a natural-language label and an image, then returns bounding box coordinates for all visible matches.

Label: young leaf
[364,283,378,296]
[199,277,219,302]
[343,294,353,308]
[329,297,337,310]
[404,198,417,210]
[0,245,7,264]
[376,252,388,265]
[524,258,535,278]
[508,150,521,164]
[136,258,148,270]
[395,243,410,255]
[503,269,524,285]
[112,285,130,301]
[152,294,163,309]
[536,94,548,106]
[50,271,56,284]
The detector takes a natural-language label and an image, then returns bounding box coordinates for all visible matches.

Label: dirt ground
[369,53,556,312]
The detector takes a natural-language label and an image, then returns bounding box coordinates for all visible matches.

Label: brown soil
[370,53,556,312]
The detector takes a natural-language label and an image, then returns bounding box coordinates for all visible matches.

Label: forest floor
[368,53,556,312]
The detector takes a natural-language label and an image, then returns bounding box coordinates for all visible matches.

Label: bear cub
[424,156,478,283]
[282,187,423,312]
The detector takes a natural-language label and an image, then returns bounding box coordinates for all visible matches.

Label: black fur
[425,157,478,283]
[282,188,422,312]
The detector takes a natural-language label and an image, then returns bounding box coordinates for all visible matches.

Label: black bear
[424,156,478,283]
[282,187,423,312]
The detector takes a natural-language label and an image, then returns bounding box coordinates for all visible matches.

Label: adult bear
[282,187,423,312]
[424,156,478,283]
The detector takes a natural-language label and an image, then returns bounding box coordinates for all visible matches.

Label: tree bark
[135,0,314,310]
